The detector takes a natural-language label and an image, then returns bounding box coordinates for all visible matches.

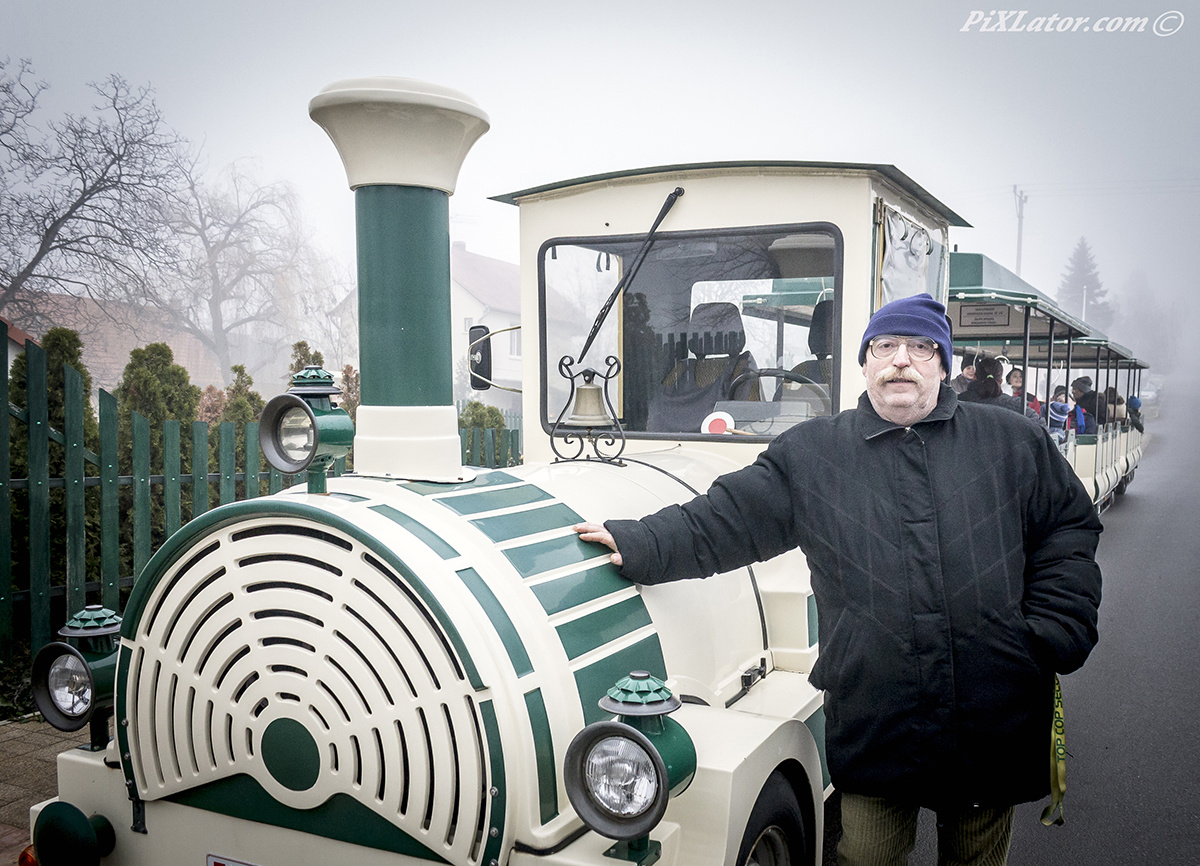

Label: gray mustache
[875,367,924,386]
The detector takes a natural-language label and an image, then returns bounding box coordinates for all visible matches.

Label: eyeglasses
[868,336,939,363]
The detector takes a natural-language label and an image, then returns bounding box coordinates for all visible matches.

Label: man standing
[576,293,1102,866]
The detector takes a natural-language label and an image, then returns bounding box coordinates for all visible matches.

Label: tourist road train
[26,77,1146,866]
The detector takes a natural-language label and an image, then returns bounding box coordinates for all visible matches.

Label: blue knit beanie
[858,293,953,372]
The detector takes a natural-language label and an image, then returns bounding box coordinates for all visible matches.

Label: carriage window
[540,225,841,439]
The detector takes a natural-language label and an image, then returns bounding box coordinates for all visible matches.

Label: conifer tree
[1057,238,1113,331]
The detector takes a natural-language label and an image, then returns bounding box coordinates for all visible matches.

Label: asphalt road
[906,386,1200,864]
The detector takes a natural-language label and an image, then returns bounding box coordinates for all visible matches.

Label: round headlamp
[565,721,668,840]
[47,653,92,719]
[32,642,115,732]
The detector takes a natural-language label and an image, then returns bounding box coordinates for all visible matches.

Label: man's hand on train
[573,522,623,566]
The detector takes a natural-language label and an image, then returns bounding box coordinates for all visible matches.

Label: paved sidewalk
[0,715,80,863]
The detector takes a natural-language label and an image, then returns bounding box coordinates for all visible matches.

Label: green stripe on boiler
[470,503,582,542]
[503,534,607,578]
[574,634,667,725]
[529,564,631,615]
[524,689,559,824]
[438,484,552,515]
[556,596,653,661]
[369,504,459,560]
[456,568,533,677]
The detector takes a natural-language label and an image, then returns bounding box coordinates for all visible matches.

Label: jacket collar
[856,383,959,440]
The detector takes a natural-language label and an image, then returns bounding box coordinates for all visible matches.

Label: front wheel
[737,771,809,866]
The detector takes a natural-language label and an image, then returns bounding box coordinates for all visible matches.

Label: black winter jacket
[607,385,1102,808]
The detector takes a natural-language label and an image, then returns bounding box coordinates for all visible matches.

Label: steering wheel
[728,368,832,415]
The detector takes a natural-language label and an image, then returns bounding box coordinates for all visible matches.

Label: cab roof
[491,160,972,228]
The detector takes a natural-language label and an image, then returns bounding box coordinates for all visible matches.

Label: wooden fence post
[164,420,181,537]
[0,353,10,654]
[99,391,119,611]
[219,422,235,505]
[132,412,151,581]
[245,422,260,499]
[192,422,208,518]
[64,365,86,617]
[26,341,51,650]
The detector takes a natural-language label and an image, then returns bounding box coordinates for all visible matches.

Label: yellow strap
[1040,675,1067,826]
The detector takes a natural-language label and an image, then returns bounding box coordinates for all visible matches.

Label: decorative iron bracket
[549,355,626,464]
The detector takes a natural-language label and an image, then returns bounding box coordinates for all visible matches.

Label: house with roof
[4,315,39,372]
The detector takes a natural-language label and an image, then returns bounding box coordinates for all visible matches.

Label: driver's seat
[649,302,760,433]
[789,299,835,386]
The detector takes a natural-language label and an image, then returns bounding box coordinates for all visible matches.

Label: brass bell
[563,371,614,428]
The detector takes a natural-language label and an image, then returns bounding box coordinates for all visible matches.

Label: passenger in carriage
[1007,367,1041,417]
[577,293,1103,866]
[1071,377,1106,430]
[1047,398,1071,443]
[950,351,977,394]
[1126,395,1145,433]
[1105,387,1127,423]
[960,356,1039,419]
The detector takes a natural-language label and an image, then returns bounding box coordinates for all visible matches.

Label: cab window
[539,224,841,439]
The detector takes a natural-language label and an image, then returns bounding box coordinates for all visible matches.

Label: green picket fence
[3,341,521,655]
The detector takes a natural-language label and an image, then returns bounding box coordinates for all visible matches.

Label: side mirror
[469,325,493,391]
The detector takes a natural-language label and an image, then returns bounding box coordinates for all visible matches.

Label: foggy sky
[8,0,1197,366]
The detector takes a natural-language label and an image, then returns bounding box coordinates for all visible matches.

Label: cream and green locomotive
[27,77,1145,866]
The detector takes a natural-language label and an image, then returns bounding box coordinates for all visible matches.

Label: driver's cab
[494,162,966,464]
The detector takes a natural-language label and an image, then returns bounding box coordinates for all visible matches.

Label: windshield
[539,224,842,439]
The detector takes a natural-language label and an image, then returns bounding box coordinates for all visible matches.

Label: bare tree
[152,154,347,384]
[0,58,182,326]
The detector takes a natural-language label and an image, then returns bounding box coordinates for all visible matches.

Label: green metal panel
[219,422,235,505]
[573,635,667,725]
[523,689,559,824]
[511,429,521,466]
[64,365,86,616]
[26,342,50,650]
[479,699,506,866]
[132,412,151,580]
[269,466,283,494]
[470,503,582,543]
[245,422,260,499]
[163,420,181,537]
[459,428,469,465]
[192,422,209,518]
[369,504,459,560]
[355,185,453,407]
[555,596,653,661]
[528,564,631,615]
[471,428,482,467]
[437,484,551,516]
[404,471,519,496]
[503,534,607,578]
[803,706,831,789]
[456,567,532,676]
[168,776,447,861]
[99,391,119,610]
[808,594,819,647]
[499,430,512,468]
[0,354,10,651]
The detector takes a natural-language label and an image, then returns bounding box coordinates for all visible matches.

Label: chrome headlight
[47,652,92,718]
[259,393,353,475]
[564,721,669,839]
[32,642,116,733]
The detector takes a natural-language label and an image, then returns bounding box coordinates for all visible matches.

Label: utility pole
[1013,185,1029,276]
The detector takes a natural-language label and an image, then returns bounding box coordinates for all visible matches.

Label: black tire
[736,771,809,866]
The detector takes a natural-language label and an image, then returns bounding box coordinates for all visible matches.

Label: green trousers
[838,793,1015,866]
